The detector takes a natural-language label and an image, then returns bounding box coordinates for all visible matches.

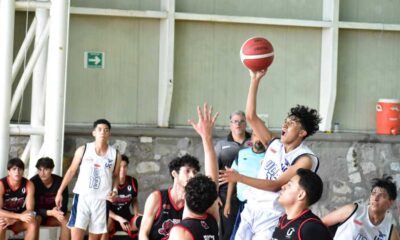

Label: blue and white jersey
[245,138,319,210]
[334,203,393,240]
[73,142,117,199]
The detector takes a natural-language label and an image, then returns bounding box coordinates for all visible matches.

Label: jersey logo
[375,230,387,240]
[201,220,209,229]
[127,185,132,191]
[158,219,180,239]
[353,219,363,225]
[21,187,26,194]
[204,236,215,240]
[222,146,231,149]
[105,158,113,168]
[285,228,295,238]
[280,158,290,172]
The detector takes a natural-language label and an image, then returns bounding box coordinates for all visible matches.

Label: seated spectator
[31,157,70,240]
[322,175,400,240]
[0,158,39,240]
[102,154,141,240]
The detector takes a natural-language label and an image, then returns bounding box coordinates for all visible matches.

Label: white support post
[10,21,50,117]
[44,0,70,175]
[319,0,339,131]
[12,17,36,83]
[29,5,49,177]
[0,0,15,175]
[158,0,175,127]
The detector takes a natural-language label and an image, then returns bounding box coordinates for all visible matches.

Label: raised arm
[189,104,219,220]
[220,155,313,192]
[55,145,85,209]
[189,104,219,183]
[246,69,274,146]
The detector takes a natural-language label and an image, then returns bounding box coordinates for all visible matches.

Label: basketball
[240,37,274,71]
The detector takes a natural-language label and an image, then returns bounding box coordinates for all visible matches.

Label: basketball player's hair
[185,175,218,214]
[36,157,55,169]
[93,118,111,130]
[297,168,323,206]
[288,105,321,139]
[7,158,25,170]
[121,154,129,165]
[371,175,397,200]
[168,154,200,180]
[229,110,246,120]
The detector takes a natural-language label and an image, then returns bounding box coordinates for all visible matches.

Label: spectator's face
[278,175,305,207]
[38,167,53,183]
[230,114,246,137]
[92,123,110,142]
[369,187,394,214]
[174,165,198,187]
[251,133,265,153]
[120,161,128,178]
[8,166,23,182]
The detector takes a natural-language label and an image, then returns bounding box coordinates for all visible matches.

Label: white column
[158,0,175,127]
[44,0,70,175]
[29,5,49,177]
[319,0,340,131]
[0,0,15,175]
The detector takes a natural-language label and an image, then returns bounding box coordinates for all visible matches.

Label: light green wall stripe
[334,30,400,131]
[66,15,159,125]
[171,22,321,128]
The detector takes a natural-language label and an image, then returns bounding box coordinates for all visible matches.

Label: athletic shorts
[68,194,108,234]
[234,204,282,240]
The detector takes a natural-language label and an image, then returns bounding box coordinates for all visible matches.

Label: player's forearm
[57,170,74,195]
[203,135,218,185]
[246,78,260,123]
[0,209,20,220]
[238,174,280,192]
[225,182,235,203]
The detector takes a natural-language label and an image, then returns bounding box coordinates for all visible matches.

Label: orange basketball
[240,37,274,71]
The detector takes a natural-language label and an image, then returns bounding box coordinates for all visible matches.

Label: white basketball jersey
[245,138,319,210]
[334,203,393,240]
[73,142,117,199]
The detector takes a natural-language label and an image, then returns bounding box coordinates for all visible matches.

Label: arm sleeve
[300,221,333,240]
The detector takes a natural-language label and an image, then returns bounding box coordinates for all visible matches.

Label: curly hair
[168,154,200,180]
[185,175,218,214]
[371,174,397,200]
[297,168,323,206]
[288,105,321,139]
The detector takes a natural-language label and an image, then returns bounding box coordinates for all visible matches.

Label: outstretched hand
[249,69,267,82]
[219,167,240,184]
[188,103,219,139]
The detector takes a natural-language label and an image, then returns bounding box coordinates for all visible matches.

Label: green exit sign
[84,51,105,69]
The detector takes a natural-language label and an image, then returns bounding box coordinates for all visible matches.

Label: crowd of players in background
[1,69,399,240]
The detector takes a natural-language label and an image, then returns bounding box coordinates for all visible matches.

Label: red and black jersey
[1,177,28,213]
[149,188,183,240]
[109,175,138,220]
[174,214,219,240]
[272,209,332,240]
